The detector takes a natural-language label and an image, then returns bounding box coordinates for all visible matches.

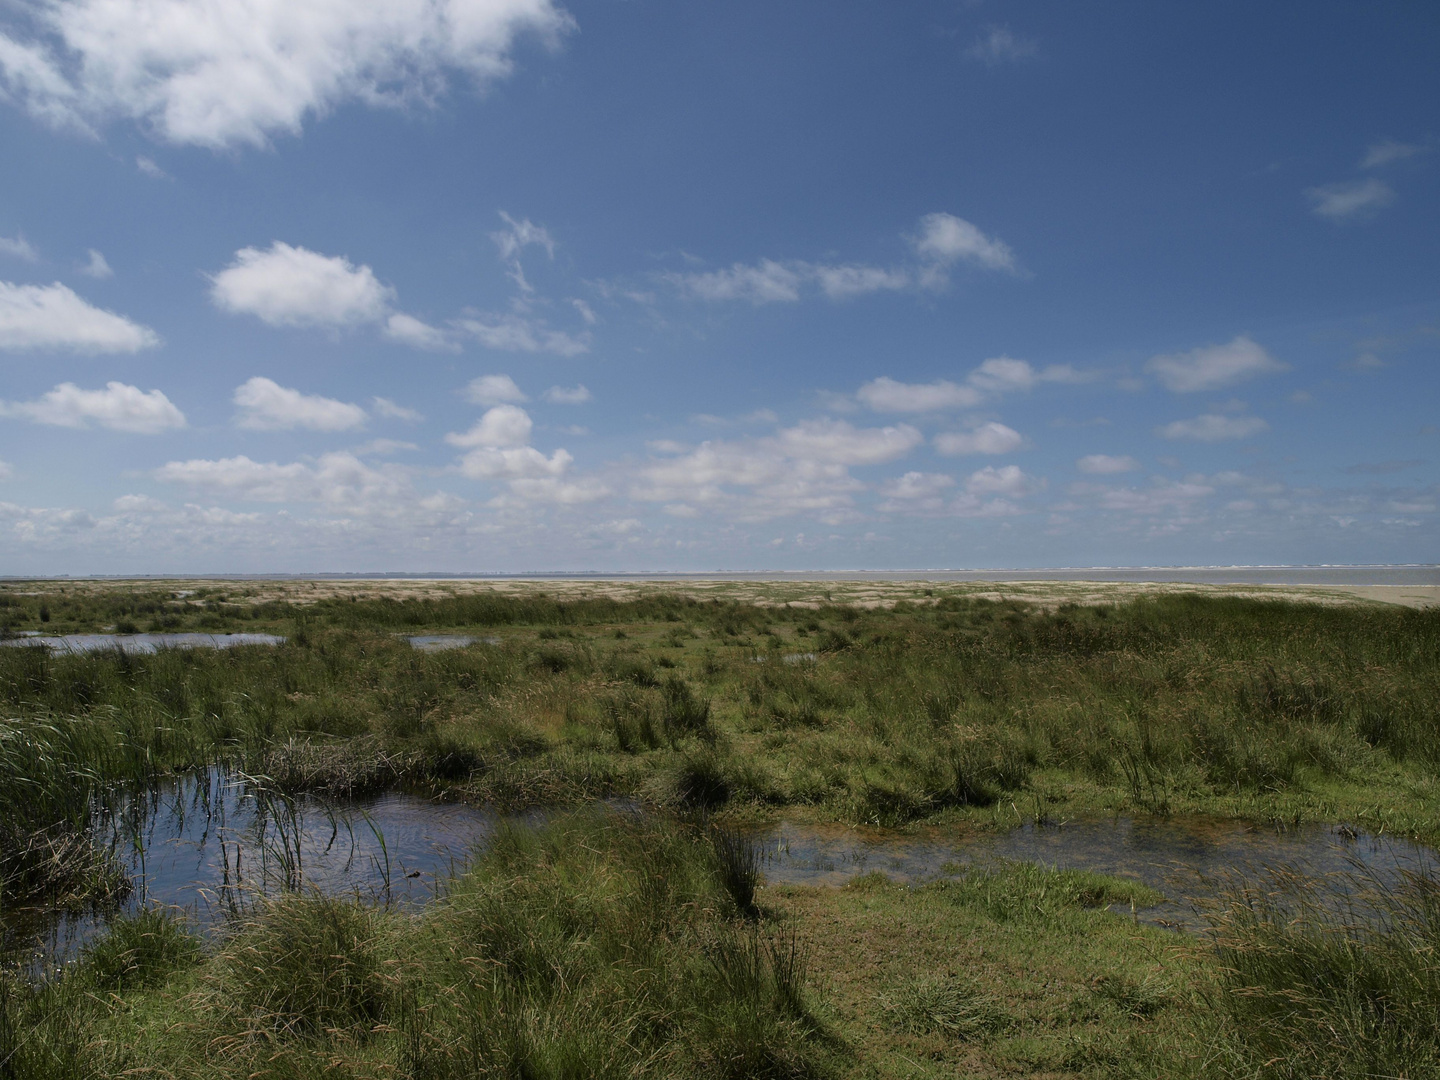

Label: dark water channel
[4,777,1434,974]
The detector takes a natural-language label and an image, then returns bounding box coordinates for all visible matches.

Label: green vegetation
[1,812,828,1078]
[3,582,1439,1077]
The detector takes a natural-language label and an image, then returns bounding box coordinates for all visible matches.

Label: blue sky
[0,0,1436,573]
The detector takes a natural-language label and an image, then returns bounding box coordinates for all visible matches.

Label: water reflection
[754,816,1435,929]
[1,632,286,654]
[406,635,501,651]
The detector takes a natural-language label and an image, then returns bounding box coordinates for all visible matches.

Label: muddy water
[5,785,1434,971]
[754,816,1434,929]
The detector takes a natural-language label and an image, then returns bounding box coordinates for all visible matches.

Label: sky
[0,0,1436,574]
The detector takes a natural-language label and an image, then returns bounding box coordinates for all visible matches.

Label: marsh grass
[1193,861,1440,1079]
[0,811,832,1079]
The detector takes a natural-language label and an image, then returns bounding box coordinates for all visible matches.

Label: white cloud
[911,212,1016,273]
[1077,454,1140,474]
[876,471,954,512]
[813,264,909,299]
[934,421,1024,456]
[371,397,423,422]
[0,235,37,261]
[459,445,572,480]
[965,464,1037,496]
[1095,479,1214,513]
[775,418,923,466]
[572,298,596,324]
[79,248,112,278]
[634,418,921,521]
[0,380,185,433]
[1306,178,1395,221]
[857,376,983,413]
[135,155,166,178]
[0,460,11,480]
[155,451,411,507]
[500,476,608,504]
[491,212,555,260]
[446,404,533,448]
[383,312,453,350]
[855,359,1081,415]
[354,438,418,456]
[1360,139,1426,169]
[454,312,589,355]
[232,376,367,431]
[0,280,158,352]
[1157,414,1269,441]
[0,0,572,149]
[1146,335,1286,392]
[544,384,590,404]
[673,259,802,304]
[444,404,576,482]
[210,242,393,328]
[464,374,528,406]
[965,26,1037,64]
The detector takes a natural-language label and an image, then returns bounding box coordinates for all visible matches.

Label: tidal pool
[0,632,286,654]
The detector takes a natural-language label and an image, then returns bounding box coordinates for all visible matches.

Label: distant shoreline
[5,566,1438,587]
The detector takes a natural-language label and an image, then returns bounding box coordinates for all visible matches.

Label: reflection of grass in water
[0,811,829,1078]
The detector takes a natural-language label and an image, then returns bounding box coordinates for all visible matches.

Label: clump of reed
[0,811,829,1079]
[1197,861,1440,1079]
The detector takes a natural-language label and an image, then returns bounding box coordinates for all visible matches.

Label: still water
[0,632,287,653]
[4,776,1433,972]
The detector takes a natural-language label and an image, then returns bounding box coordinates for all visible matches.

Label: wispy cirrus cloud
[1306,178,1395,221]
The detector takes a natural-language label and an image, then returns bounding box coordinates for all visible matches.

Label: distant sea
[51,566,1440,586]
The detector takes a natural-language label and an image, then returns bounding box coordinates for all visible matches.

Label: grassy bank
[7,811,1439,1078]
[2,588,1438,904]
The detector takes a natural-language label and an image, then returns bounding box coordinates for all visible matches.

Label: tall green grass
[0,812,830,1079]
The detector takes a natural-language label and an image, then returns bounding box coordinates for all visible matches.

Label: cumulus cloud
[444,404,575,482]
[1146,335,1286,392]
[454,312,589,355]
[965,464,1037,496]
[1157,414,1269,441]
[447,404,532,448]
[934,421,1024,456]
[965,26,1037,64]
[544,384,590,404]
[0,380,185,432]
[0,235,37,261]
[79,248,112,278]
[634,418,921,521]
[1077,454,1140,474]
[210,242,393,328]
[464,374,528,406]
[155,452,412,507]
[0,280,158,352]
[232,377,367,431]
[383,312,452,350]
[876,471,953,512]
[911,212,1016,273]
[0,0,573,149]
[857,377,983,412]
[1094,478,1215,513]
[1306,178,1395,221]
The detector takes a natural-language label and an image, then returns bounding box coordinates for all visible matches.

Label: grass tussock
[0,812,832,1079]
